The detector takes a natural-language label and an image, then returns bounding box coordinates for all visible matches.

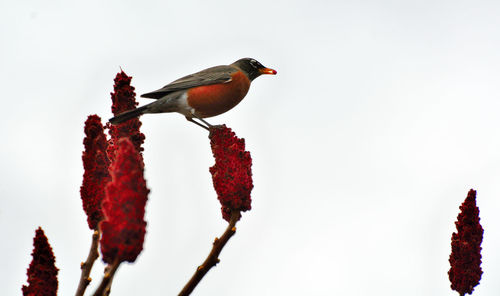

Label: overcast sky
[2,1,500,295]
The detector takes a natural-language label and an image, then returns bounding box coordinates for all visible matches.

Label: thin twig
[75,230,100,296]
[92,258,121,296]
[179,211,241,296]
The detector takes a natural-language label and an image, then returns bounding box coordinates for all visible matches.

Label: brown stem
[92,259,121,296]
[75,230,100,296]
[179,211,241,296]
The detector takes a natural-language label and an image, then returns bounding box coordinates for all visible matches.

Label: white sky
[2,1,500,295]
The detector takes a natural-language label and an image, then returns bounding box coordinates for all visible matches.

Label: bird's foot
[185,116,210,131]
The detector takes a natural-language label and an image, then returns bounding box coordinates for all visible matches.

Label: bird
[109,58,277,130]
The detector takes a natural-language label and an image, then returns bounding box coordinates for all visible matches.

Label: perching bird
[109,58,277,129]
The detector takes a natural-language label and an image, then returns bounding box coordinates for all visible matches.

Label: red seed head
[107,71,145,162]
[448,189,483,295]
[22,227,58,296]
[100,138,149,263]
[80,115,110,229]
[209,125,253,221]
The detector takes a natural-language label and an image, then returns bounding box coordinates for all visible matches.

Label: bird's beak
[259,67,277,75]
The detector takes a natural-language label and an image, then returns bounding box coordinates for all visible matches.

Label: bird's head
[232,58,277,81]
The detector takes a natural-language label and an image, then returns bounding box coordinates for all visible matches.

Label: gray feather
[141,65,236,99]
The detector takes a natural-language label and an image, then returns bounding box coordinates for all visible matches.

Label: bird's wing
[141,65,237,99]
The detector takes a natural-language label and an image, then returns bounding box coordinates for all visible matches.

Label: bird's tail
[109,105,149,124]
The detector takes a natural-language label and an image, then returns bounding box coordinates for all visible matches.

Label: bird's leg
[185,116,210,131]
[194,116,213,129]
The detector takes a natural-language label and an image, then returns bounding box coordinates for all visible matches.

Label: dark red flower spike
[209,125,253,221]
[449,189,483,295]
[22,227,59,296]
[100,138,149,263]
[80,115,110,230]
[107,71,145,162]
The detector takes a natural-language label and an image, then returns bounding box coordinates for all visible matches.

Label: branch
[75,230,100,296]
[92,259,121,296]
[179,210,241,296]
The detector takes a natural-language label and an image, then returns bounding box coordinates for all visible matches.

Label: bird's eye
[250,59,258,67]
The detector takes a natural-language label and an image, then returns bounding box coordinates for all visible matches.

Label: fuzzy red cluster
[22,227,58,296]
[449,189,483,295]
[209,125,253,221]
[80,115,110,230]
[100,138,149,263]
[107,71,145,161]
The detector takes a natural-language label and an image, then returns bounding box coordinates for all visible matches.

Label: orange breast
[186,71,250,118]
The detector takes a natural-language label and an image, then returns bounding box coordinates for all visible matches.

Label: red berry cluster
[100,138,149,263]
[449,189,483,295]
[209,125,253,221]
[80,115,110,230]
[107,71,145,162]
[22,227,58,296]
